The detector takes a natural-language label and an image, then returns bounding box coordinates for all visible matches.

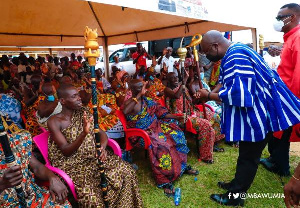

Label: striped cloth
[218,43,300,142]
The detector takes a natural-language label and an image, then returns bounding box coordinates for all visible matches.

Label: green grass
[132,135,299,208]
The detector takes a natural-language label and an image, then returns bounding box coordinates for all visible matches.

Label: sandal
[184,165,199,175]
[213,145,225,152]
[201,159,214,164]
[162,183,175,197]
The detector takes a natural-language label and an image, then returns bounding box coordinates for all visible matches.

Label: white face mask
[56,73,63,78]
[273,16,291,32]
[273,20,284,32]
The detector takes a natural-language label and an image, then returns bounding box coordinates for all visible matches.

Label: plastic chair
[158,98,214,134]
[33,131,122,201]
[115,110,151,151]
[195,104,215,113]
[158,97,166,107]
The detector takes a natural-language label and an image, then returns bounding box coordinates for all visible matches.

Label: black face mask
[206,45,222,62]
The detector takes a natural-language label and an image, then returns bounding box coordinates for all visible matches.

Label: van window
[122,47,136,61]
[109,49,124,63]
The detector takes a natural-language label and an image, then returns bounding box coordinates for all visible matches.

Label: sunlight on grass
[132,137,299,208]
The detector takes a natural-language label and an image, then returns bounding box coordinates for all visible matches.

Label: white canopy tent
[0,0,257,74]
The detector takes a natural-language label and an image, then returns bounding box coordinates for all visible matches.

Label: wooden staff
[177,38,187,125]
[259,34,265,57]
[186,34,207,119]
[0,117,27,208]
[84,26,109,208]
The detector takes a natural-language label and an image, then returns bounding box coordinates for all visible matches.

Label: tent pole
[103,37,109,79]
[251,28,258,52]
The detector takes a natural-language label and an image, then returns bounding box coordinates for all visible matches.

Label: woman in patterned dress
[164,72,225,163]
[123,79,198,196]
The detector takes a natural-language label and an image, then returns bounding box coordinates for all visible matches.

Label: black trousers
[229,133,272,193]
[268,127,292,175]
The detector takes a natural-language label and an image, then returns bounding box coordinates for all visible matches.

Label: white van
[96,45,160,75]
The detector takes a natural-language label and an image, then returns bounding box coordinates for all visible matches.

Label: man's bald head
[129,79,144,96]
[200,30,231,62]
[59,75,73,85]
[42,82,55,96]
[166,72,176,81]
[202,30,225,45]
[57,84,82,110]
[129,79,143,88]
[57,84,76,99]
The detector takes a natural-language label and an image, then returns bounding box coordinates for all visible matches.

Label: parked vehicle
[96,44,158,75]
[97,36,193,75]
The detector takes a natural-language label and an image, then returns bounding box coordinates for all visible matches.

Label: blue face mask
[47,95,55,102]
[200,72,204,80]
[149,76,154,81]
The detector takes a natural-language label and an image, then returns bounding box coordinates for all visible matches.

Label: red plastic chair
[158,98,214,135]
[195,104,215,113]
[115,110,151,151]
[33,131,122,201]
[158,97,166,107]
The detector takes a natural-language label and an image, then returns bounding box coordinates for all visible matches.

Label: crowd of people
[0,3,299,208]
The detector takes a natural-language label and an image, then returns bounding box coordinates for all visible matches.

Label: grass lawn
[132,136,299,208]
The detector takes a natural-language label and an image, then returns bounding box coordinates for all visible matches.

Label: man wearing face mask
[260,3,300,178]
[196,30,300,206]
[36,82,62,130]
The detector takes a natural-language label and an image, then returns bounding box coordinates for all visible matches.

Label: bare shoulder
[47,113,61,129]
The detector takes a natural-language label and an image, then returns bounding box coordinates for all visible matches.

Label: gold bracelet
[292,175,300,181]
[132,97,138,103]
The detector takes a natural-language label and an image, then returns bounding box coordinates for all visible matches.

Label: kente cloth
[88,93,123,135]
[48,108,143,208]
[0,94,22,128]
[22,95,45,137]
[105,120,124,139]
[165,86,225,160]
[73,80,87,91]
[218,43,300,142]
[0,120,71,208]
[209,60,221,86]
[125,97,189,186]
[145,78,166,101]
[199,80,223,119]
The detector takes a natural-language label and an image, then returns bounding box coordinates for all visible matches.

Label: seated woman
[188,67,226,151]
[189,66,222,116]
[80,90,125,140]
[164,72,225,163]
[96,69,112,93]
[144,68,165,102]
[0,116,71,207]
[36,82,62,130]
[123,79,198,196]
[189,68,239,148]
[0,92,22,129]
[22,74,45,137]
[111,71,130,107]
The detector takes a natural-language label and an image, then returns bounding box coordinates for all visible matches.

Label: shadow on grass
[132,136,298,208]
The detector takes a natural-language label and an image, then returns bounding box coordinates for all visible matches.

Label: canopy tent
[1,0,257,74]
